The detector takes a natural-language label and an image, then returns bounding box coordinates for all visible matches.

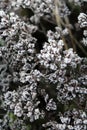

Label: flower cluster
[4,0,70,24]
[0,113,27,130]
[4,86,43,122]
[0,0,87,130]
[78,13,87,46]
[43,109,87,130]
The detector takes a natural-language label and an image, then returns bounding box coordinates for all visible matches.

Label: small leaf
[0,39,5,46]
[9,112,17,122]
[26,124,31,130]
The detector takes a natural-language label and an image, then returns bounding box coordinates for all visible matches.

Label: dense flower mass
[0,0,87,130]
[43,109,87,130]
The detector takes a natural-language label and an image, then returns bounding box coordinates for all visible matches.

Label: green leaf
[0,39,5,46]
[26,124,31,130]
[9,112,17,122]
